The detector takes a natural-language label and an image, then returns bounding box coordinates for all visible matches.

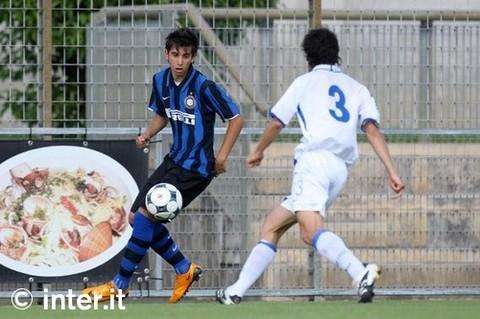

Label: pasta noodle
[0,163,128,267]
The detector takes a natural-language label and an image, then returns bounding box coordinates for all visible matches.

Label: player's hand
[246,150,264,168]
[214,157,227,176]
[136,134,150,149]
[389,173,405,194]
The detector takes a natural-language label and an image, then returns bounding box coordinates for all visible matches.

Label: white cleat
[357,264,381,303]
[216,288,242,305]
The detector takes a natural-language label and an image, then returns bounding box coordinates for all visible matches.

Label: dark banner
[0,140,148,282]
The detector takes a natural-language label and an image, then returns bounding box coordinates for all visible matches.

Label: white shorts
[281,150,348,216]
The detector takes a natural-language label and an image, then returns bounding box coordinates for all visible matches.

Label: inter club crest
[185,93,196,109]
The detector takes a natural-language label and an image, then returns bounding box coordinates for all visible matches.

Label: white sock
[226,240,277,297]
[312,229,366,282]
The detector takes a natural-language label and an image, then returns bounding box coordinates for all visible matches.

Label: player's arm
[202,81,244,175]
[136,114,168,149]
[137,75,169,149]
[215,115,244,175]
[364,122,405,194]
[247,79,298,168]
[246,118,283,168]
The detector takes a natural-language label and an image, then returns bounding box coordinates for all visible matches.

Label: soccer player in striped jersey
[217,27,404,304]
[83,28,244,303]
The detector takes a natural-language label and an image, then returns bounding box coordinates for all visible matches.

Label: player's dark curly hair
[165,28,199,56]
[302,28,340,68]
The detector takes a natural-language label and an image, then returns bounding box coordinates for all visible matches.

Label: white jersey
[270,64,380,166]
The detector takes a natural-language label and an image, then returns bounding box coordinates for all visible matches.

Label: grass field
[1,299,479,319]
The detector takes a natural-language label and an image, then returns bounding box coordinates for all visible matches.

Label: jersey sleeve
[269,80,299,127]
[203,81,240,122]
[358,86,380,132]
[147,74,167,117]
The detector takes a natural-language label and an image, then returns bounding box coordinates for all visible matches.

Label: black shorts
[131,155,212,213]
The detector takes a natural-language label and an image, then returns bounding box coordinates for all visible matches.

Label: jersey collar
[312,64,342,73]
[167,65,196,89]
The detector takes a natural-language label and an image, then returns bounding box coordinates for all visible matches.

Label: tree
[0,0,276,128]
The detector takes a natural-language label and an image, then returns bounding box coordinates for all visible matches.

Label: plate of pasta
[0,146,137,276]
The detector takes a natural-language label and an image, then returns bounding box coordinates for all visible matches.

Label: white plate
[0,146,137,277]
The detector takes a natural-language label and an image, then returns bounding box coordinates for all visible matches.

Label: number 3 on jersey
[328,85,350,122]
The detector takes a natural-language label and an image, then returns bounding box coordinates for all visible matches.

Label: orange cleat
[168,263,203,303]
[81,281,127,302]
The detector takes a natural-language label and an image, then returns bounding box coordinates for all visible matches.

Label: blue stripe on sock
[174,259,191,274]
[259,240,277,252]
[120,257,137,272]
[126,241,148,255]
[312,228,328,247]
[154,238,191,274]
[132,215,155,239]
[162,249,175,260]
[151,223,191,274]
[151,224,171,249]
[161,243,178,260]
[152,225,169,242]
[113,212,155,290]
[113,274,129,290]
[151,235,172,250]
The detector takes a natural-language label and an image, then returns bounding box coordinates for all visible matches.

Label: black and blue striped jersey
[147,66,240,178]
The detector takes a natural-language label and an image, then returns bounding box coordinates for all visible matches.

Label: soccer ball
[145,183,183,222]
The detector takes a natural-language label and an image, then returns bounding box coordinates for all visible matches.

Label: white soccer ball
[145,183,183,222]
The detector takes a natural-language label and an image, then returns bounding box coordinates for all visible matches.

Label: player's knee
[128,211,135,226]
[129,208,153,225]
[299,227,314,245]
[301,232,312,245]
[260,222,285,244]
[260,224,277,240]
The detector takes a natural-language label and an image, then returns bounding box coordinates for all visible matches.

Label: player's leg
[294,151,380,302]
[150,222,190,275]
[217,204,296,304]
[151,220,201,304]
[110,158,173,292]
[127,210,191,277]
[82,158,177,300]
[296,211,367,280]
[158,164,212,303]
[81,206,155,300]
[112,207,156,291]
[296,210,379,302]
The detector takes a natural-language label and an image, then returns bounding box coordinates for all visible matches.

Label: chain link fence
[1,0,480,296]
[153,131,480,296]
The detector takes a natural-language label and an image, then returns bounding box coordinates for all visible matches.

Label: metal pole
[186,5,268,116]
[309,1,322,292]
[97,6,480,21]
[312,0,322,28]
[42,0,52,129]
[151,137,165,290]
[419,20,432,129]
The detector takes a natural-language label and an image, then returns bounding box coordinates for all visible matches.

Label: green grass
[1,300,479,319]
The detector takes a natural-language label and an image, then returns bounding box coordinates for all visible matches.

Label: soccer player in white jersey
[217,28,405,304]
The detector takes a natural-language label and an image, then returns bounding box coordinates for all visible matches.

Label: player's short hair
[302,27,340,68]
[165,28,199,56]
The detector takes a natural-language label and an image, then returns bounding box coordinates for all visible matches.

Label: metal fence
[3,2,480,130]
[1,1,480,297]
[152,131,480,296]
